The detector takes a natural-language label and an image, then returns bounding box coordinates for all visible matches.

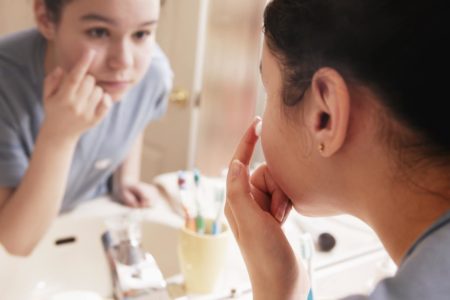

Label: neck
[44,41,57,75]
[348,157,450,265]
[367,190,449,264]
[332,92,450,265]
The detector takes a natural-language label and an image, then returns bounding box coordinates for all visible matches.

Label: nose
[107,39,134,71]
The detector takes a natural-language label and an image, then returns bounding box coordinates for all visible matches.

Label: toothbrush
[299,233,315,291]
[212,186,225,235]
[193,169,205,234]
[178,171,196,231]
[182,203,196,232]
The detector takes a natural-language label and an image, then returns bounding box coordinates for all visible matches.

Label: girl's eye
[133,30,152,41]
[87,28,109,39]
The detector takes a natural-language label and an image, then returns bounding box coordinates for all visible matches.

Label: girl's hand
[225,118,310,300]
[41,50,112,141]
[115,180,160,208]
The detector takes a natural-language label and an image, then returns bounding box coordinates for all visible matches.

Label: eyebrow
[80,13,158,27]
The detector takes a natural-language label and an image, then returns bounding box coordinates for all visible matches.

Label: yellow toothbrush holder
[177,219,230,294]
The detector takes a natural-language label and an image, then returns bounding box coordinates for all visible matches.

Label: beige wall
[0,0,35,35]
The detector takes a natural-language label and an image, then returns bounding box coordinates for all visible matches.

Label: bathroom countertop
[0,191,394,300]
[60,195,252,300]
[66,195,394,300]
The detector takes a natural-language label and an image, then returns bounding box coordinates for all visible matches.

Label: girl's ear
[34,0,57,40]
[305,67,351,157]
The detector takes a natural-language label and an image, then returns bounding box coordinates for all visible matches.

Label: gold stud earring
[319,143,325,153]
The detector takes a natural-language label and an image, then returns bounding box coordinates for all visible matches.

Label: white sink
[1,198,397,300]
[0,199,182,300]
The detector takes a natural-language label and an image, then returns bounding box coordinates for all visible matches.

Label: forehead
[61,0,160,25]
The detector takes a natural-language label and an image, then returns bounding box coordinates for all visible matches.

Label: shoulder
[150,43,172,75]
[0,28,43,71]
[369,217,450,300]
[128,43,173,102]
[0,29,44,115]
[0,28,45,95]
[401,214,450,274]
[142,43,173,93]
[122,44,173,121]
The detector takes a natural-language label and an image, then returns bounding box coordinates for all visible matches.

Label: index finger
[231,117,262,166]
[63,49,96,92]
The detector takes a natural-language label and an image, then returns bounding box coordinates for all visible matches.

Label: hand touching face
[43,49,112,140]
[225,118,309,299]
[39,0,160,101]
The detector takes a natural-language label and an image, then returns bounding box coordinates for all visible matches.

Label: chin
[293,200,341,217]
[109,92,126,102]
[101,84,133,102]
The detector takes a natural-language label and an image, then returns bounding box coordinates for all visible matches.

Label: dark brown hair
[44,0,165,23]
[264,0,449,156]
[43,0,72,23]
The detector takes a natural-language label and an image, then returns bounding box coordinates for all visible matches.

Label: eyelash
[133,30,152,41]
[87,28,109,39]
[86,28,152,41]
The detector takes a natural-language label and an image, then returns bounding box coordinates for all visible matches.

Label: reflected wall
[194,0,266,176]
[0,0,34,35]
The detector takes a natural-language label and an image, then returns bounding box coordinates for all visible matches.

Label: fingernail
[86,49,97,60]
[230,159,241,180]
[275,200,288,223]
[255,119,262,137]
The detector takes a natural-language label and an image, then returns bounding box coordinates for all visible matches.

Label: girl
[0,0,172,256]
[226,0,449,299]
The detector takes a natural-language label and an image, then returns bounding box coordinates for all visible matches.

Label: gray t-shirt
[343,209,450,300]
[0,29,173,212]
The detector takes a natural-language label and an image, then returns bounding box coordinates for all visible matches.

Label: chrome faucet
[102,213,170,300]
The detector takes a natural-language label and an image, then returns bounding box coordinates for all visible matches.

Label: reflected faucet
[102,213,170,300]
